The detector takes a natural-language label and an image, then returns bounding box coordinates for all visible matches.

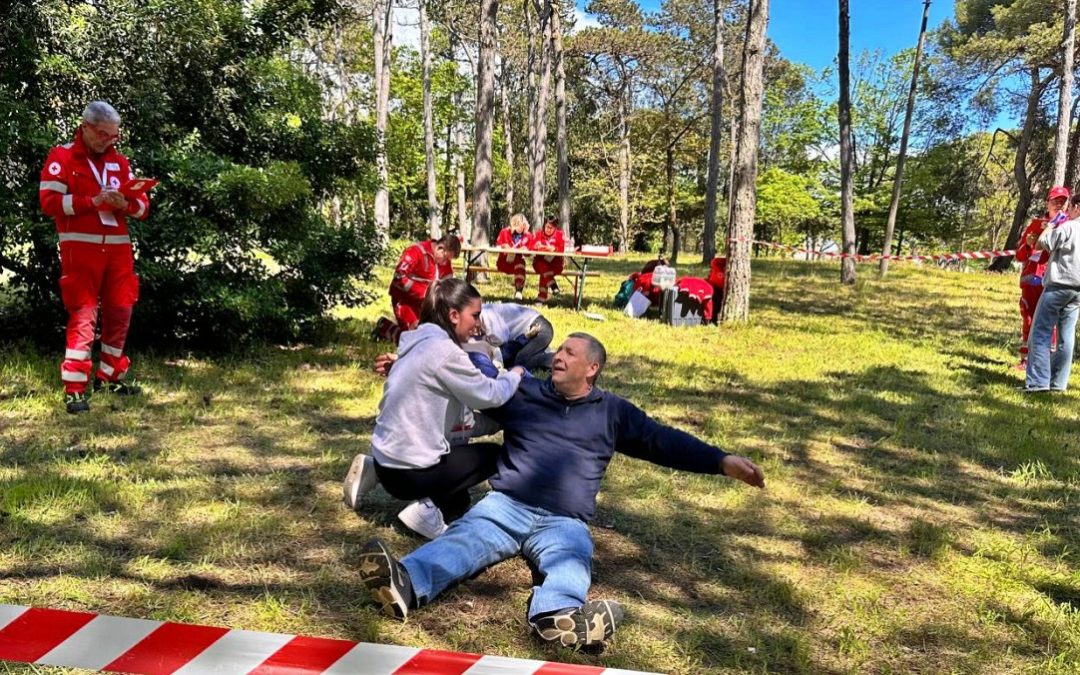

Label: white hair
[82,101,121,125]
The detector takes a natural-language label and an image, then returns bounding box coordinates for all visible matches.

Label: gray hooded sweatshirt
[1039,218,1080,288]
[371,323,522,469]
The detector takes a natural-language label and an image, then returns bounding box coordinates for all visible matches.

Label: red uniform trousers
[532,256,564,300]
[376,290,423,344]
[496,253,527,291]
[59,241,139,394]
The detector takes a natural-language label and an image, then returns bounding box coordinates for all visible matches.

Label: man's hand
[722,455,765,489]
[94,190,128,210]
[1026,233,1038,247]
[373,352,397,377]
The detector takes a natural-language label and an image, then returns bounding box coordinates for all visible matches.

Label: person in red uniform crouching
[495,213,531,300]
[39,102,150,414]
[1014,186,1068,369]
[530,215,566,303]
[374,234,460,344]
[708,256,727,323]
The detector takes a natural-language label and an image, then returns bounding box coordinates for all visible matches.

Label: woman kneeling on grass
[343,278,525,539]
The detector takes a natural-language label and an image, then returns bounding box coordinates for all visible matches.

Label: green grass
[1,256,1079,674]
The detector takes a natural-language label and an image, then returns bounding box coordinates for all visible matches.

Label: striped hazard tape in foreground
[0,604,659,675]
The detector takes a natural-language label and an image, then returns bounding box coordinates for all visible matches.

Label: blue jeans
[401,491,593,620]
[1026,284,1080,390]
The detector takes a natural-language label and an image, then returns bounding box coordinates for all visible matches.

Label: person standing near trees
[374,233,460,344]
[1015,186,1069,369]
[38,102,150,414]
[494,213,531,301]
[530,215,566,303]
[1023,194,1080,393]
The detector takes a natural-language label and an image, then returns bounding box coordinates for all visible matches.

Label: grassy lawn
[1,256,1078,674]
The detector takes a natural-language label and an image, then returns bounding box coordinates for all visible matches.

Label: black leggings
[373,442,502,521]
[510,316,554,370]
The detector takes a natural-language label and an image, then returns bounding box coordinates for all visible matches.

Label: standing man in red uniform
[530,216,566,303]
[1015,186,1069,369]
[39,102,150,414]
[374,234,460,344]
[495,213,531,300]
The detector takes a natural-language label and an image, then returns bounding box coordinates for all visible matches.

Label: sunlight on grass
[0,257,1077,672]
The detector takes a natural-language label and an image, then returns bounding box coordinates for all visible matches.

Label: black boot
[65,392,91,414]
[94,379,141,396]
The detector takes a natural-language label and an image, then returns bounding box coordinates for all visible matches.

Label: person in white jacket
[344,278,525,538]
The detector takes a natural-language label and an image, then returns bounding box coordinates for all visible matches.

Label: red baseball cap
[1048,186,1071,201]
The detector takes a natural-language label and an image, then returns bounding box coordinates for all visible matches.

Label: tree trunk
[990,68,1047,272]
[617,82,632,254]
[420,0,441,239]
[721,0,768,323]
[702,0,725,263]
[529,0,553,230]
[373,0,393,244]
[1055,0,1077,185]
[472,0,499,252]
[500,42,515,217]
[879,0,930,277]
[1064,101,1080,188]
[552,0,571,241]
[838,0,857,284]
[666,144,678,264]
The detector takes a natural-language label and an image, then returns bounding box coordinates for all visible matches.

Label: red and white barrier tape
[727,238,1015,264]
[0,604,657,675]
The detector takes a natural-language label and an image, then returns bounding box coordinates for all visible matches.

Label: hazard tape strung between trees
[0,604,658,675]
[726,237,1016,264]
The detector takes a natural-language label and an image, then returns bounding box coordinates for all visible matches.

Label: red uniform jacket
[529,228,566,257]
[1015,217,1062,286]
[390,240,454,304]
[495,227,531,250]
[39,128,150,240]
[708,257,727,290]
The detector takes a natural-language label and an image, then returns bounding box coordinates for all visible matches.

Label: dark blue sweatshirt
[483,377,728,522]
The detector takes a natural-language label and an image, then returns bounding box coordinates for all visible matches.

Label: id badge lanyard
[87,159,119,227]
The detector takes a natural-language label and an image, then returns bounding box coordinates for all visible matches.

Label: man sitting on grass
[358,332,766,648]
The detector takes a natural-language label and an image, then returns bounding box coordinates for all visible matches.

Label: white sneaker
[343,453,379,511]
[397,499,448,540]
[514,290,524,301]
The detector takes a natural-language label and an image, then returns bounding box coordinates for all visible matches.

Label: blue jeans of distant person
[401,491,593,620]
[1026,284,1080,391]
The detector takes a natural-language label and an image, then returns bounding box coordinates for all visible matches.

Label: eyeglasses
[85,123,121,143]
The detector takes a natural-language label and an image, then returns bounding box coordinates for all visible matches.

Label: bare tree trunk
[420,0,441,238]
[879,0,930,277]
[990,68,1048,272]
[666,144,679,264]
[473,0,499,252]
[500,43,515,217]
[702,0,725,263]
[1055,0,1077,185]
[552,0,571,241]
[373,0,393,244]
[617,82,632,254]
[525,0,537,194]
[1064,102,1080,188]
[838,0,856,284]
[722,0,768,323]
[529,0,553,230]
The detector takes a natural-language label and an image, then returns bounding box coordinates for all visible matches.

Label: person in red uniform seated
[530,215,566,303]
[375,234,461,344]
[708,256,727,323]
[1014,186,1069,368]
[495,213,531,300]
[39,101,151,415]
[626,257,668,308]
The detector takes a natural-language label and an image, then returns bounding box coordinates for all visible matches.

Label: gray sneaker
[358,539,415,620]
[343,454,379,510]
[531,599,623,647]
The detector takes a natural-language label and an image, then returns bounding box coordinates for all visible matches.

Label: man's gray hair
[566,332,607,382]
[82,101,121,125]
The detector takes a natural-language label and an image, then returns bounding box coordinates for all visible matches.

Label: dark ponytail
[420,277,482,343]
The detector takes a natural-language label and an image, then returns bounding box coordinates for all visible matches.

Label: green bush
[0,0,382,349]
